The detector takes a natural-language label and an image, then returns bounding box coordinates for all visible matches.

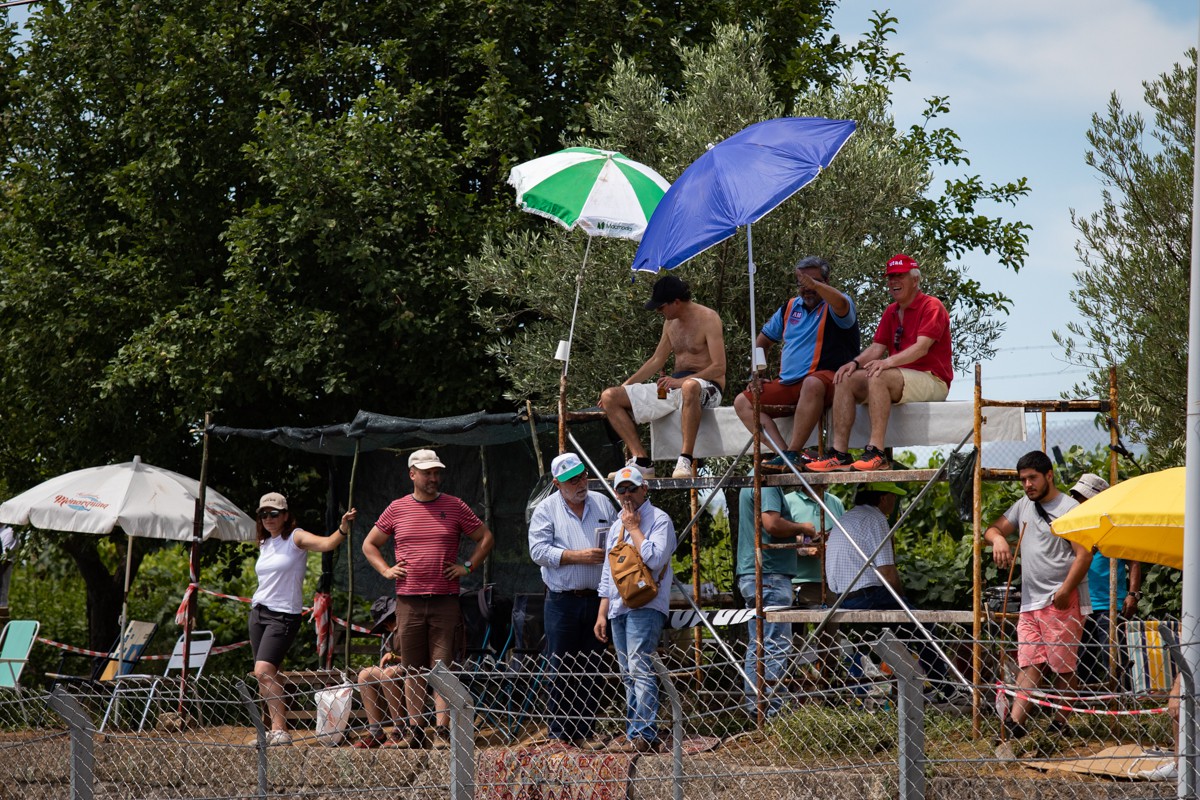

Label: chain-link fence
[0,624,1191,799]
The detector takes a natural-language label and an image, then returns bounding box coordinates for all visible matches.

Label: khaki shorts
[898,369,949,404]
[625,379,723,424]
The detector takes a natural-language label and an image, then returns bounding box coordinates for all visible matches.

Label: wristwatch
[463,560,473,574]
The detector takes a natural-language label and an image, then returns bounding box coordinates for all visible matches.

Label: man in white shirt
[0,525,15,608]
[528,453,616,746]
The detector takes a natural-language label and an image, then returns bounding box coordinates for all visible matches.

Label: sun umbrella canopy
[0,456,254,542]
[631,117,856,273]
[1052,467,1185,569]
[508,147,670,241]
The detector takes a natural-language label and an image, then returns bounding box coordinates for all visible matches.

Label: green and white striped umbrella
[508,147,670,241]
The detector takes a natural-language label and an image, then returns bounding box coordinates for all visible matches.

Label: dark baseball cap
[644,274,691,310]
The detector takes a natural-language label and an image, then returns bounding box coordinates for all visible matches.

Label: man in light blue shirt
[595,465,676,753]
[529,453,616,746]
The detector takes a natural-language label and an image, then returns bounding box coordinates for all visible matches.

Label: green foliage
[0,0,849,645]
[462,19,1030,411]
[764,704,895,756]
[1059,48,1196,466]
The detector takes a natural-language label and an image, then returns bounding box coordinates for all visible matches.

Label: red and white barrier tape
[995,684,1167,716]
[37,636,250,660]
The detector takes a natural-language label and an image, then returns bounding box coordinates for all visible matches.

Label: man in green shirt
[736,481,843,715]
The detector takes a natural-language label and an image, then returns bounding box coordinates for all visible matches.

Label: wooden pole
[182,411,212,712]
[342,439,361,669]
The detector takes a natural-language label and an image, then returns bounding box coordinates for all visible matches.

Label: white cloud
[837,1,1193,121]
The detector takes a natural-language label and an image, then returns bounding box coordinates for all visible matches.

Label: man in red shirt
[808,254,952,472]
[362,448,495,748]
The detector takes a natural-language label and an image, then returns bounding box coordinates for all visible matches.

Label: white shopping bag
[315,681,354,746]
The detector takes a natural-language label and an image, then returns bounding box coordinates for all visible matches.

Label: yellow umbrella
[1051,467,1185,569]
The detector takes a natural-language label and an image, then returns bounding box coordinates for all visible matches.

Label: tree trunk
[60,533,146,652]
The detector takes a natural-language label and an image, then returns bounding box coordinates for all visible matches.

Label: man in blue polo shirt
[734,256,859,471]
[528,453,616,746]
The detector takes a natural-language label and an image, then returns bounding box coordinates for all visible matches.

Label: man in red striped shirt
[362,448,494,749]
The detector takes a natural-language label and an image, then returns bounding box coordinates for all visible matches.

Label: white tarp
[650,401,1026,460]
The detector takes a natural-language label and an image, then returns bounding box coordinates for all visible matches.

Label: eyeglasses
[258,509,284,520]
[892,324,904,353]
[615,484,642,494]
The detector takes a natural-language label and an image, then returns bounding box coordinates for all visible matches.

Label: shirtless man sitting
[600,274,726,479]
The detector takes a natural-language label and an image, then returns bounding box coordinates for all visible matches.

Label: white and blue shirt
[529,490,616,592]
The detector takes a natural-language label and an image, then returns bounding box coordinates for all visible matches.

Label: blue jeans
[609,608,666,743]
[543,591,605,740]
[737,574,794,714]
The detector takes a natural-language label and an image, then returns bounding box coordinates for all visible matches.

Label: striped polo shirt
[374,493,483,596]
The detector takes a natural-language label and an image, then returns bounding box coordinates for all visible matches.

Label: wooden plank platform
[764,609,974,624]
[588,468,1015,492]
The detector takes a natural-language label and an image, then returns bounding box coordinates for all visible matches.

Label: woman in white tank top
[250,491,356,744]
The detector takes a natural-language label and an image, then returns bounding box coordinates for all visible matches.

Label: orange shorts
[1016,595,1084,674]
[740,371,835,417]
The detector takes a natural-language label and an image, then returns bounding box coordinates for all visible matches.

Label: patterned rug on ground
[476,741,636,800]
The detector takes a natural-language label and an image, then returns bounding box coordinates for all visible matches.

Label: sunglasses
[892,324,904,353]
[615,484,642,495]
[258,509,284,520]
[562,473,588,484]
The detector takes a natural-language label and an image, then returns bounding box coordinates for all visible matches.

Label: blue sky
[831,1,1199,403]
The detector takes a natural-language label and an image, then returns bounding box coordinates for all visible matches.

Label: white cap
[1070,473,1109,500]
[408,449,446,470]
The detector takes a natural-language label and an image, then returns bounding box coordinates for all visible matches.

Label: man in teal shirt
[736,481,844,715]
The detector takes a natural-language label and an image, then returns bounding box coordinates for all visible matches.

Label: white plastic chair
[100,630,214,732]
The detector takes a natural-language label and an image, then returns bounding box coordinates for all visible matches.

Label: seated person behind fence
[824,482,907,608]
[734,256,859,471]
[807,254,952,473]
[354,596,406,748]
[599,274,725,480]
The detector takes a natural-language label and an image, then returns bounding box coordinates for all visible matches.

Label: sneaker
[353,728,387,749]
[265,729,291,746]
[382,726,424,749]
[1139,759,1179,781]
[633,737,661,754]
[805,450,854,472]
[571,735,608,751]
[851,445,890,472]
[672,456,694,478]
[608,458,656,480]
[762,451,803,471]
[430,725,452,750]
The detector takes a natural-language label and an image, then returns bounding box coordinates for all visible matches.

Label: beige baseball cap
[408,449,446,470]
[258,492,288,511]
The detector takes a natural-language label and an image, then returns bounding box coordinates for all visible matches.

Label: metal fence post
[651,654,684,800]
[236,680,268,798]
[1163,628,1195,800]
[429,661,476,800]
[872,631,925,800]
[48,687,94,800]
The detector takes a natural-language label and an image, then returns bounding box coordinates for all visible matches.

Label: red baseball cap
[885,254,918,275]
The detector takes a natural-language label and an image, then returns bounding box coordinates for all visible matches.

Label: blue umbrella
[631,117,856,273]
[630,116,855,370]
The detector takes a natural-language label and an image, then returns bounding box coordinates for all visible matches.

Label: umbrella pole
[559,237,593,452]
[746,224,758,364]
[121,532,133,632]
[343,439,361,669]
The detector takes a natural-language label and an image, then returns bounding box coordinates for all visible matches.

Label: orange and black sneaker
[851,445,890,472]
[805,449,854,472]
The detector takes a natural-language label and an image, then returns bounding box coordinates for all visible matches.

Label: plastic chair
[0,619,40,689]
[100,630,214,732]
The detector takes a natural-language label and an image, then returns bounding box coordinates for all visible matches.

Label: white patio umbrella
[0,455,254,625]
